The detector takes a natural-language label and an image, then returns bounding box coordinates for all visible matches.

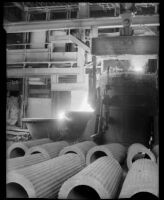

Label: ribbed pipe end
[7,143,28,159]
[26,141,68,159]
[7,138,52,159]
[86,143,126,165]
[127,143,156,169]
[59,141,96,163]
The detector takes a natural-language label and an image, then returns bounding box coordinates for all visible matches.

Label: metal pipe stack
[7,138,52,158]
[7,154,85,198]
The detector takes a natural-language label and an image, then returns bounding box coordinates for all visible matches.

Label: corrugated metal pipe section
[6,154,85,198]
[119,159,159,199]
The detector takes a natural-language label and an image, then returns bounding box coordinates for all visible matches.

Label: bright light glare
[133,66,144,72]
[57,111,66,120]
[130,57,147,73]
[78,96,94,112]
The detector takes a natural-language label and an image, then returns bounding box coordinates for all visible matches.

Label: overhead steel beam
[4,15,159,33]
[92,36,159,55]
[7,67,82,78]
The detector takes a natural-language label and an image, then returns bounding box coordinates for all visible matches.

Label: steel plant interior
[5,2,159,199]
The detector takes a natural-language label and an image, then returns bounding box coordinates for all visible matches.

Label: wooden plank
[92,36,159,55]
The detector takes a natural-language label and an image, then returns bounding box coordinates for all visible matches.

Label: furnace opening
[132,152,151,163]
[67,185,100,199]
[10,148,25,158]
[90,151,107,163]
[131,192,158,199]
[7,183,29,198]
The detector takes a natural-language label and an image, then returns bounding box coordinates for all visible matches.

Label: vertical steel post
[92,55,97,109]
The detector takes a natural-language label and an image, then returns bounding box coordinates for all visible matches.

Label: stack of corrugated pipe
[6,140,159,199]
[7,138,53,158]
[59,143,127,199]
[6,140,96,198]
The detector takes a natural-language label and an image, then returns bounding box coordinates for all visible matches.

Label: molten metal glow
[133,65,144,72]
[57,111,66,120]
[130,56,147,73]
[78,96,94,112]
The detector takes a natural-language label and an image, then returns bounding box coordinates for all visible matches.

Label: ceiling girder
[4,15,159,33]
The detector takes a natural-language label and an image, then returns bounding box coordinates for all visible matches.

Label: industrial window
[120,3,136,14]
[25,64,49,68]
[28,78,51,98]
[29,12,46,21]
[4,6,23,22]
[7,33,24,49]
[147,59,157,73]
[8,64,24,68]
[58,75,77,83]
[7,79,21,92]
[135,5,157,15]
[90,9,115,17]
[50,10,67,20]
[89,5,116,18]
[98,28,120,37]
[51,63,72,68]
[65,43,77,52]
[29,93,50,98]
[70,10,78,19]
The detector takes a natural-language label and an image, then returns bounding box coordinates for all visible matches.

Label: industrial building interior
[5,2,159,199]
